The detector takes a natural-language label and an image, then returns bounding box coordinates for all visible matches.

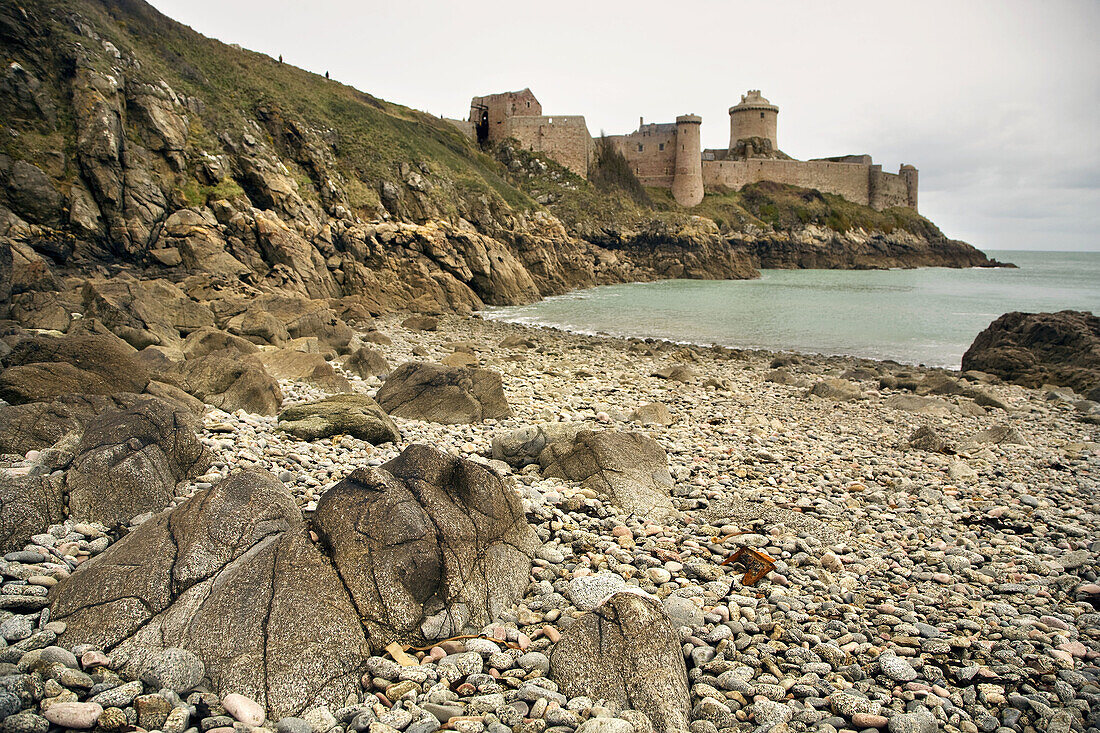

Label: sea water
[485,250,1100,369]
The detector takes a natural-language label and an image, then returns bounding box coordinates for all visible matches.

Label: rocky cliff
[1,0,998,321]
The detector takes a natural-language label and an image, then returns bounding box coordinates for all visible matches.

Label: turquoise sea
[485,250,1100,369]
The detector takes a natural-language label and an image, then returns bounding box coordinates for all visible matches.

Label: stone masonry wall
[504,116,594,178]
[471,90,542,144]
[870,167,912,210]
[704,159,872,205]
[702,159,916,211]
[606,126,678,187]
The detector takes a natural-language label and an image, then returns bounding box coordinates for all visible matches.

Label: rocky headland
[1,0,1005,328]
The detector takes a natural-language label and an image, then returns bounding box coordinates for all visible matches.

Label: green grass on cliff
[26,0,532,216]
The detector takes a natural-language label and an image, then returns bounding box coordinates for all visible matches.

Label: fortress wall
[871,168,911,210]
[445,118,475,139]
[608,129,678,186]
[472,89,542,143]
[702,159,873,207]
[504,116,593,177]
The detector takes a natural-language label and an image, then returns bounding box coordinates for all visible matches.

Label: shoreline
[3,310,1097,732]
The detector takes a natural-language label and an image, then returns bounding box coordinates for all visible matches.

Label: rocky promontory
[963,310,1100,402]
[0,0,1002,326]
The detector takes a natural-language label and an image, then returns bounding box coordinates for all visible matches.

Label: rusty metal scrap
[721,546,776,586]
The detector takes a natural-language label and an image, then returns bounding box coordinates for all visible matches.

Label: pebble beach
[2,313,1098,733]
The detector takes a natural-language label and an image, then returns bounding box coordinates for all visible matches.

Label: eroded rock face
[312,444,538,649]
[550,593,690,733]
[66,398,211,527]
[962,310,1100,399]
[376,362,512,424]
[538,430,676,522]
[50,470,368,719]
[278,394,398,444]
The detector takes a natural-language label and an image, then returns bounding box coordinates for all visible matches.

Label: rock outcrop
[962,311,1100,400]
[376,362,512,424]
[538,430,677,521]
[312,444,538,648]
[50,470,369,719]
[65,398,210,527]
[550,593,691,733]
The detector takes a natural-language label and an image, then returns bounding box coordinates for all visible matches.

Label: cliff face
[0,0,996,320]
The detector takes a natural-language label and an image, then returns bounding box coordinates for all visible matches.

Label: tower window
[760,112,765,119]
[659,143,664,151]
[638,144,643,152]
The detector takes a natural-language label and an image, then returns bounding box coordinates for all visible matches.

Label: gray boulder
[226,295,352,352]
[340,346,390,379]
[66,398,211,527]
[312,444,538,649]
[258,350,352,393]
[169,353,283,415]
[651,365,695,382]
[50,469,368,719]
[491,423,583,468]
[903,426,953,454]
[0,393,144,455]
[628,403,674,426]
[807,378,863,401]
[278,394,399,444]
[539,430,677,522]
[550,593,690,733]
[376,362,512,424]
[0,333,150,403]
[0,462,66,553]
[180,327,259,359]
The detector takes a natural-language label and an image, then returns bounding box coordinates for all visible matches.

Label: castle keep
[450,89,918,212]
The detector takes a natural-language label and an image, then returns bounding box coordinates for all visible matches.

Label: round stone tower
[672,114,703,208]
[729,90,779,152]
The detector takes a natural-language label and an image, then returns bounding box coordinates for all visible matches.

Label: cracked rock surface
[312,443,538,649]
[66,397,211,528]
[550,592,691,733]
[49,468,369,718]
[375,361,512,424]
[539,429,677,522]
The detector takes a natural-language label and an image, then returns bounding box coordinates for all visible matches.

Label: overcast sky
[149,0,1099,252]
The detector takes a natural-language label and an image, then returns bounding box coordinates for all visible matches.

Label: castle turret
[672,114,703,207]
[729,90,779,155]
[900,164,918,211]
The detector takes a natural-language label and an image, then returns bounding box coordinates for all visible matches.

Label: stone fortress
[448,89,918,211]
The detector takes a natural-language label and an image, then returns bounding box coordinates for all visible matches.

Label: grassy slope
[38,0,532,215]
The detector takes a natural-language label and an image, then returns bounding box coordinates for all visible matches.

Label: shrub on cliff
[590,135,650,205]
